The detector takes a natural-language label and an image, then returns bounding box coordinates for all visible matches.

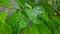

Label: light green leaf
[0,9,8,24]
[25,6,45,24]
[0,23,12,34]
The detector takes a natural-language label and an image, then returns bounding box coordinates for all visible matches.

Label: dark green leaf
[26,0,37,7]
[48,18,60,34]
[36,23,51,34]
[5,10,27,34]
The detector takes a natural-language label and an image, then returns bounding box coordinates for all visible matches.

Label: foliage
[0,0,60,34]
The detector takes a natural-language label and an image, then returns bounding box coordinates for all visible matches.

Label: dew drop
[40,12,42,13]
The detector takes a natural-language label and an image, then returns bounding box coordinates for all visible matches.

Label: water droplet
[40,12,42,13]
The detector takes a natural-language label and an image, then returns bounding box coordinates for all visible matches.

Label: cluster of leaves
[0,0,60,34]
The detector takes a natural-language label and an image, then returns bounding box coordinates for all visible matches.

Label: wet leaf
[5,10,27,34]
[25,6,45,24]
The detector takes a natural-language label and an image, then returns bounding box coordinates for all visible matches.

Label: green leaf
[39,0,55,16]
[26,0,37,7]
[14,0,26,8]
[52,16,60,25]
[5,10,27,34]
[0,10,8,24]
[0,0,16,9]
[36,23,51,34]
[14,0,26,4]
[0,23,12,34]
[0,0,12,6]
[0,10,12,34]
[48,18,60,34]
[23,23,39,34]
[25,6,45,24]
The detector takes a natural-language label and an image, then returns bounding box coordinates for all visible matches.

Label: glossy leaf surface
[25,6,45,24]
